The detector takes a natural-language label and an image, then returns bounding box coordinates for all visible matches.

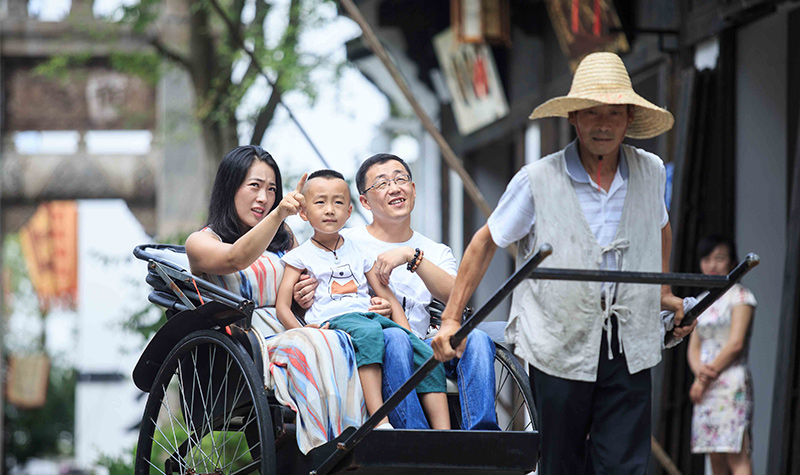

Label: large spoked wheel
[447,342,538,432]
[135,330,276,475]
[493,342,538,432]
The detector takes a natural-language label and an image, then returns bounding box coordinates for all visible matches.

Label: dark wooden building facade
[345,0,800,472]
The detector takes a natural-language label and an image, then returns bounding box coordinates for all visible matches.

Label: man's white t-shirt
[281,237,374,325]
[344,226,458,338]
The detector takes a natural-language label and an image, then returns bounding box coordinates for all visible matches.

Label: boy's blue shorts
[326,312,446,394]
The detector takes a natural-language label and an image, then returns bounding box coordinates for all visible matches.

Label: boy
[276,169,449,430]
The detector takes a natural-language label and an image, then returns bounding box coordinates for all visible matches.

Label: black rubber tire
[493,342,538,432]
[447,341,538,432]
[134,329,276,475]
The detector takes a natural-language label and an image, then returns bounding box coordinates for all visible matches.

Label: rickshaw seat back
[132,244,260,391]
[134,244,254,317]
[143,245,191,272]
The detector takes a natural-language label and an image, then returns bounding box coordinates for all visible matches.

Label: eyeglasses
[361,174,412,194]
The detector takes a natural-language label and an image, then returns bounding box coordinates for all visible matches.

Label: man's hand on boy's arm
[276,265,305,330]
[293,272,317,309]
[368,297,392,317]
[366,269,410,330]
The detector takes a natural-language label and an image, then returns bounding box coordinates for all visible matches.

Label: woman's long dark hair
[206,145,293,253]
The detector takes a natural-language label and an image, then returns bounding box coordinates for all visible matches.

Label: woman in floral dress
[689,235,756,474]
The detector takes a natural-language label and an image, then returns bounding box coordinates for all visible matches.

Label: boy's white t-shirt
[343,226,457,338]
[281,237,375,325]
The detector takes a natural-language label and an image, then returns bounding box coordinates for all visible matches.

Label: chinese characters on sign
[434,28,509,136]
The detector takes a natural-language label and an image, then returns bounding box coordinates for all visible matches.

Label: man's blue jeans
[381,327,500,430]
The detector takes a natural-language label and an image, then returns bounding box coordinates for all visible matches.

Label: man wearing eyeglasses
[293,153,499,430]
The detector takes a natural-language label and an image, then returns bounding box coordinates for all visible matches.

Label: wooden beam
[339,0,520,258]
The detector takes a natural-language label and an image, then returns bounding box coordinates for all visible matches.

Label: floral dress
[200,227,366,454]
[691,284,757,453]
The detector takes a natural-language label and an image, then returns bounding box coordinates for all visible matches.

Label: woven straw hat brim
[528,93,674,140]
[528,52,675,139]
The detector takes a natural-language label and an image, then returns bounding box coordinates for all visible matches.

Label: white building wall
[74,200,150,466]
[735,10,788,475]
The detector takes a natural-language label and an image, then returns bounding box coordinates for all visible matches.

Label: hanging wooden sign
[434,28,509,135]
[451,0,511,46]
[7,354,50,409]
[544,0,629,70]
[5,66,156,131]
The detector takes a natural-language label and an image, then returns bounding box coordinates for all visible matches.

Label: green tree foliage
[5,366,77,466]
[114,0,340,174]
[96,447,136,475]
[3,235,76,468]
[33,0,342,189]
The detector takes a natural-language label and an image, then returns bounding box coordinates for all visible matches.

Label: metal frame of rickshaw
[132,242,759,475]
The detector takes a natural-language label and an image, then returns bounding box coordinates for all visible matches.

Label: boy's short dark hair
[308,169,345,181]
[355,153,413,194]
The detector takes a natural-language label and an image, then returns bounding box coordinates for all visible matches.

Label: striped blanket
[253,308,366,454]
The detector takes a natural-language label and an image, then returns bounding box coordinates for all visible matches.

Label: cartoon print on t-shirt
[329,264,359,300]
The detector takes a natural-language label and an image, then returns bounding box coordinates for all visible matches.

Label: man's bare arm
[372,246,455,302]
[661,221,695,340]
[431,225,498,361]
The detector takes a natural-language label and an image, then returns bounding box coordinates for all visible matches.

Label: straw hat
[529,52,674,139]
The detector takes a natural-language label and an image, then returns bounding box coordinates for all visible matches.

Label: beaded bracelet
[410,249,424,273]
[407,248,421,272]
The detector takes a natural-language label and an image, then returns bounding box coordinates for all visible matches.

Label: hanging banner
[19,201,79,312]
[434,28,509,136]
[7,354,50,409]
[544,0,629,70]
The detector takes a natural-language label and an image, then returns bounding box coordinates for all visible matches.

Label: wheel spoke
[144,455,168,475]
[190,346,215,471]
[176,358,200,470]
[229,458,261,475]
[159,382,190,468]
[202,343,220,469]
[495,368,512,406]
[221,406,258,471]
[179,354,216,471]
[220,370,253,469]
[213,351,236,470]
[150,431,187,473]
[136,332,270,475]
[492,345,536,435]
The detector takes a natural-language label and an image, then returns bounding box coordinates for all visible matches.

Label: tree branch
[239,0,270,86]
[250,79,282,145]
[149,37,192,71]
[247,0,300,145]
[228,0,248,52]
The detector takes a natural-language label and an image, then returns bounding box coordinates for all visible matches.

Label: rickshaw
[131,243,541,475]
[131,242,758,475]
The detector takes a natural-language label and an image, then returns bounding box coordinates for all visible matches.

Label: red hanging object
[593,0,601,36]
[572,0,580,34]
